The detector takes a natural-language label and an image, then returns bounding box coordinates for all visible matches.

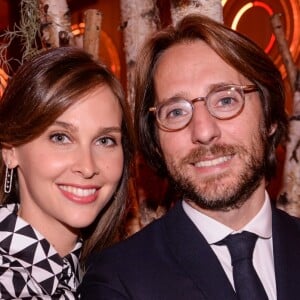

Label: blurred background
[1,0,300,109]
[1,0,300,230]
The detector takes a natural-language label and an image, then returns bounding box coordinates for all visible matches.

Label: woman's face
[3,84,124,240]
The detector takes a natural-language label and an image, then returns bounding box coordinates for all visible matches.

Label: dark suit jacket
[79,201,300,299]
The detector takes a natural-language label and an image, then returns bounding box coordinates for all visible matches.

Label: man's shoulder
[87,206,175,268]
[114,213,167,251]
[272,204,300,232]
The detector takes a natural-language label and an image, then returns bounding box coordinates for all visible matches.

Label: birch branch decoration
[120,0,160,109]
[277,71,300,217]
[38,0,72,48]
[170,0,223,25]
[83,9,102,60]
[271,13,297,92]
[271,14,300,216]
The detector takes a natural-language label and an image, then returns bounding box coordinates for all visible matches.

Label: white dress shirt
[182,192,277,300]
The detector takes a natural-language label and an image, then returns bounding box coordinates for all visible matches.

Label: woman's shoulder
[0,203,81,299]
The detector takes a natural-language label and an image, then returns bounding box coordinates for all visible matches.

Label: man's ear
[1,145,18,168]
[268,123,277,136]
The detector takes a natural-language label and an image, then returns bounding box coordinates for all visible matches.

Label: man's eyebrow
[208,82,237,89]
[162,81,239,101]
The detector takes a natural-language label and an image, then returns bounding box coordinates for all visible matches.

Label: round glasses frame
[149,84,259,131]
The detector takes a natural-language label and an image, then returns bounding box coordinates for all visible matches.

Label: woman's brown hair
[0,46,135,264]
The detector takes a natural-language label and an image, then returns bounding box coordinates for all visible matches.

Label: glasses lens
[157,99,192,130]
[207,87,244,119]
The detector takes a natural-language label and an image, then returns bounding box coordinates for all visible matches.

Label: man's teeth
[59,185,96,197]
[195,155,232,167]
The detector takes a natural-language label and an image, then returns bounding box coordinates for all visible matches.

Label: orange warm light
[231,3,253,30]
[0,68,8,99]
[222,0,228,6]
[223,0,300,80]
[71,23,85,36]
[71,23,121,78]
[231,1,274,53]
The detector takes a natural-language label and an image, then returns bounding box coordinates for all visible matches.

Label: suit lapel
[162,201,237,300]
[272,206,300,300]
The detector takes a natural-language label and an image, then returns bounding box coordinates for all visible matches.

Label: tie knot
[220,231,258,263]
[217,231,268,299]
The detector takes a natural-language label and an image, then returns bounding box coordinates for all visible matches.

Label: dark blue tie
[220,231,268,300]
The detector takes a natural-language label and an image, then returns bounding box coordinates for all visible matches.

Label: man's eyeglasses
[149,84,259,131]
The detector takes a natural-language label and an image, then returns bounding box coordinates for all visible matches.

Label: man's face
[154,41,268,211]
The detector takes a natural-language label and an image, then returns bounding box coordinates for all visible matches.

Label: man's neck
[186,183,266,231]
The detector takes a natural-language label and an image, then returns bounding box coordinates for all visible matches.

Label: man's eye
[163,102,190,119]
[220,97,235,105]
[167,108,186,118]
[215,97,240,109]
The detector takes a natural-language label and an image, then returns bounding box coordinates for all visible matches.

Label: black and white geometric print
[0,204,82,299]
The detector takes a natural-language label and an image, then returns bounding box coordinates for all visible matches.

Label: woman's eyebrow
[99,127,122,135]
[52,121,122,135]
[52,120,77,131]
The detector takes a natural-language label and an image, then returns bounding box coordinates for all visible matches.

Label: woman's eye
[50,133,71,144]
[97,137,116,147]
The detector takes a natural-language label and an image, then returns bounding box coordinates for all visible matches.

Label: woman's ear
[1,145,18,168]
[268,123,277,136]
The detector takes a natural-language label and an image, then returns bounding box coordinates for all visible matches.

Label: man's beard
[166,133,267,211]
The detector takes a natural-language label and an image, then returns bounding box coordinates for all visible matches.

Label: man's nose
[189,102,221,145]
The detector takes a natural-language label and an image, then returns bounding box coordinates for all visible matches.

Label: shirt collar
[182,191,272,245]
[0,203,83,295]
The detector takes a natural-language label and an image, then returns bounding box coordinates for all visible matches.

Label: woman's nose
[71,147,99,178]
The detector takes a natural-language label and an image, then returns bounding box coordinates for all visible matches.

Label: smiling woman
[0,47,135,299]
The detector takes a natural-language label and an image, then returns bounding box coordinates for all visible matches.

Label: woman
[0,47,134,299]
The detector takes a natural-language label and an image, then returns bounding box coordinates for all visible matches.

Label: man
[80,14,300,300]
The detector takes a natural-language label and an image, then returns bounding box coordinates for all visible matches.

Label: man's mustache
[180,144,247,164]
